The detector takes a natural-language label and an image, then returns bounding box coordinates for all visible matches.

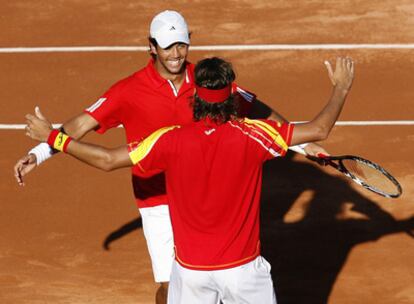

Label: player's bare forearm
[14,111,99,186]
[25,109,132,171]
[263,104,329,156]
[60,112,99,140]
[61,113,132,171]
[291,57,354,146]
[291,85,349,145]
[308,86,349,136]
[65,141,133,171]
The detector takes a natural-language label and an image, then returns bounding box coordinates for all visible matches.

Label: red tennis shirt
[85,59,256,208]
[128,118,294,270]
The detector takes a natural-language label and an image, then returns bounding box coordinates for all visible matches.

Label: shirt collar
[196,117,225,128]
[145,58,193,89]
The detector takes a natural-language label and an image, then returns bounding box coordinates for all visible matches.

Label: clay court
[1,1,413,303]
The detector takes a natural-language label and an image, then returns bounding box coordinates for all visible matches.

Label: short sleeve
[84,80,127,134]
[262,119,294,160]
[242,118,294,161]
[128,126,179,174]
[232,83,256,117]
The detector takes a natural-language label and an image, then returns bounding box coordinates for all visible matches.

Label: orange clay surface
[1,1,413,303]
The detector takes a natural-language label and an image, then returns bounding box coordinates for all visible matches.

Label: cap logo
[150,11,190,48]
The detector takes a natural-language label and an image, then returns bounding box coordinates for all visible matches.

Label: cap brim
[156,32,190,49]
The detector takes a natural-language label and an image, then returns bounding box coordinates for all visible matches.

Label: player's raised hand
[324,57,354,91]
[25,107,53,142]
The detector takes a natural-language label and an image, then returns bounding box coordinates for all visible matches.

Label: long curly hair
[192,57,239,124]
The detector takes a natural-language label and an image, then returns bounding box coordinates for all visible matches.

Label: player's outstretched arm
[65,140,132,171]
[24,108,132,172]
[291,57,354,146]
[14,108,99,186]
[261,101,330,157]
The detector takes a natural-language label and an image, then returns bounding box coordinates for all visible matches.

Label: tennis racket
[311,154,402,198]
[289,146,402,198]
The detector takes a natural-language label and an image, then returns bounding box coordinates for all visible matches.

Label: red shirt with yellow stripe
[128,118,294,270]
[84,59,256,208]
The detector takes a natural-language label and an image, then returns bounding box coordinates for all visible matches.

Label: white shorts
[167,256,277,304]
[139,204,174,283]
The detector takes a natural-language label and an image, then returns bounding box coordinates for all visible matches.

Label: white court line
[2,44,414,53]
[294,121,414,126]
[2,45,412,130]
[3,124,63,130]
[3,121,414,130]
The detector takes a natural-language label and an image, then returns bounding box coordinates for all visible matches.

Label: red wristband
[47,130,72,153]
[62,137,72,153]
[47,130,60,147]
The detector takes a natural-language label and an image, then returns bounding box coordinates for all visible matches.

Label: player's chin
[166,61,185,74]
[167,66,184,75]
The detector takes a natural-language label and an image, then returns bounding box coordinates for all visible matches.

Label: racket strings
[341,159,400,195]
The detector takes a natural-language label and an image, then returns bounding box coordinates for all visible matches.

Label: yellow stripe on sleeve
[243,118,289,151]
[128,125,179,166]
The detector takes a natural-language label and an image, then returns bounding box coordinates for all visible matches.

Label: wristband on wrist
[28,143,55,166]
[288,143,309,155]
[47,130,73,153]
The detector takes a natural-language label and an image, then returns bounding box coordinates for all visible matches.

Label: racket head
[332,155,402,198]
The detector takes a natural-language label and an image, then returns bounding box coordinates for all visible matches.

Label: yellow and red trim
[174,241,261,271]
[128,125,180,168]
[243,118,289,151]
[47,130,72,152]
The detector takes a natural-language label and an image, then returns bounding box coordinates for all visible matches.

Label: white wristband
[28,143,55,166]
[289,143,309,155]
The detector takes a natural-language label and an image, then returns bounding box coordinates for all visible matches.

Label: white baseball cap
[150,10,190,49]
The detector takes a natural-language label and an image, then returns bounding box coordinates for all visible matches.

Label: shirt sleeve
[262,119,294,160]
[232,83,256,117]
[242,118,294,161]
[127,126,179,174]
[84,79,128,134]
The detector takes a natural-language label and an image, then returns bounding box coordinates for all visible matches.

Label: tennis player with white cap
[15,10,328,304]
[150,10,190,48]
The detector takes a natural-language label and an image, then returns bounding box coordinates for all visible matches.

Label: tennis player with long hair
[14,10,329,304]
[24,56,354,303]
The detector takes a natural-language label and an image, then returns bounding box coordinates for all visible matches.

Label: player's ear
[148,37,158,56]
[149,44,157,56]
